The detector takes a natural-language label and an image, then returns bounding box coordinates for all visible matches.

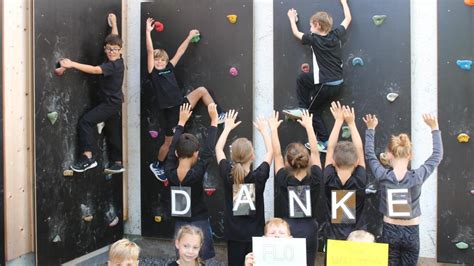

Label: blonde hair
[347,230,375,243]
[108,239,140,264]
[153,48,169,62]
[231,138,254,185]
[264,218,291,235]
[388,133,412,159]
[310,11,333,33]
[175,225,204,264]
[285,143,309,171]
[334,141,358,169]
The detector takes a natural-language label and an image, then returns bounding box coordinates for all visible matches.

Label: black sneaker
[71,156,98,173]
[104,162,125,174]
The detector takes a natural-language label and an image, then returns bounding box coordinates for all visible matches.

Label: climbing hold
[470,189,474,195]
[108,216,119,227]
[83,215,93,222]
[456,60,472,71]
[97,122,105,134]
[105,174,113,181]
[149,130,159,138]
[341,126,351,139]
[190,34,201,44]
[352,57,364,66]
[154,21,164,32]
[163,179,169,187]
[379,152,390,166]
[53,61,66,76]
[455,241,469,250]
[47,111,59,125]
[301,63,310,73]
[457,133,470,143]
[226,14,238,24]
[229,67,239,77]
[52,235,61,243]
[154,216,162,223]
[372,15,387,26]
[465,0,474,6]
[63,169,74,177]
[204,187,216,196]
[365,184,377,195]
[386,93,399,103]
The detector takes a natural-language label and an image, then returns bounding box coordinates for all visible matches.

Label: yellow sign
[327,239,388,266]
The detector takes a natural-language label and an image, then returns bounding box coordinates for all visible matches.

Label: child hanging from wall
[363,113,443,265]
[215,110,273,266]
[60,13,125,173]
[269,110,321,266]
[323,101,367,240]
[165,103,218,261]
[145,18,226,183]
[282,0,352,153]
[169,225,205,266]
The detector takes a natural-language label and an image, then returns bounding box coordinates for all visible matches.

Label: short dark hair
[105,34,123,48]
[176,133,200,158]
[333,141,358,169]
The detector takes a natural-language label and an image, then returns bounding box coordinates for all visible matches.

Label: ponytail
[230,138,253,185]
[388,133,412,159]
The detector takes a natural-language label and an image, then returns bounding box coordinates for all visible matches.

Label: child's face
[265,224,291,238]
[310,22,318,34]
[104,44,122,61]
[175,233,201,263]
[154,57,168,70]
[108,258,138,266]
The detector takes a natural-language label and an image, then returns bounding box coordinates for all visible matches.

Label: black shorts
[158,97,189,136]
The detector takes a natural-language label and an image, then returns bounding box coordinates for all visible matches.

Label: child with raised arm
[283,0,352,153]
[60,13,125,173]
[165,103,218,261]
[215,111,273,266]
[363,114,443,265]
[145,18,226,183]
[269,110,321,266]
[323,101,367,240]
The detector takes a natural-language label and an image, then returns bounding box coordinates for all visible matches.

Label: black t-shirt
[149,62,184,109]
[275,165,322,219]
[168,261,204,266]
[99,58,124,104]
[301,25,347,84]
[323,164,367,239]
[218,160,270,241]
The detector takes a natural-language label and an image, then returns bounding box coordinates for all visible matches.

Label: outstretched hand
[343,105,355,125]
[253,116,268,135]
[363,114,378,130]
[287,8,298,22]
[178,103,193,126]
[146,18,155,32]
[208,103,218,125]
[330,101,344,121]
[224,109,241,131]
[108,13,117,27]
[422,114,439,130]
[297,109,313,129]
[268,111,283,131]
[60,58,73,69]
[189,29,200,38]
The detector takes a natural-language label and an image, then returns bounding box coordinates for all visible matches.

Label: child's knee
[196,86,208,95]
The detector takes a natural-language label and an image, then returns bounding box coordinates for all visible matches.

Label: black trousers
[78,101,122,162]
[382,222,420,266]
[227,240,252,266]
[285,218,319,266]
[296,72,344,142]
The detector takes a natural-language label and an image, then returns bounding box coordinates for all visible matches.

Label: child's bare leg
[158,136,173,161]
[186,86,214,108]
[83,151,93,159]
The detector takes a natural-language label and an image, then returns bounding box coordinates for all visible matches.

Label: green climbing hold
[342,126,351,139]
[455,241,469,250]
[372,15,387,26]
[190,35,200,43]
[47,111,58,125]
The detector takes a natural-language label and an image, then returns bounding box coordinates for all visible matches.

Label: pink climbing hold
[154,21,164,32]
[301,63,310,73]
[470,189,474,195]
[204,187,216,196]
[53,60,66,76]
[149,130,159,138]
[229,67,239,77]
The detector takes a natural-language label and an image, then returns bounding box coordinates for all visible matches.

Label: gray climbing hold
[108,216,119,227]
[105,174,113,181]
[52,235,61,243]
[380,152,390,166]
[352,57,364,66]
[456,60,472,71]
[47,111,58,125]
[97,122,105,134]
[386,93,399,102]
[470,189,474,195]
[63,169,74,176]
[83,215,93,222]
[341,126,351,139]
[455,241,469,250]
[372,15,387,26]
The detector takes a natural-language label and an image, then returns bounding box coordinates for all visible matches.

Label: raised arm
[344,106,365,168]
[215,110,241,163]
[108,13,119,36]
[340,0,352,30]
[288,9,304,40]
[254,116,273,165]
[165,103,193,170]
[415,114,444,182]
[363,114,387,180]
[298,110,321,168]
[60,58,103,75]
[170,29,199,66]
[269,111,284,172]
[145,18,155,74]
[326,101,344,167]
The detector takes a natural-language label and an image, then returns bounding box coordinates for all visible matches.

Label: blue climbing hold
[352,57,364,66]
[456,60,472,71]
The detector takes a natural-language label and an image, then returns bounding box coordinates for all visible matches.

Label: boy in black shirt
[60,13,125,173]
[283,0,352,153]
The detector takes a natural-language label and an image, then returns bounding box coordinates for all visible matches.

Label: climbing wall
[0,0,4,264]
[274,0,411,240]
[34,1,123,264]
[140,1,253,240]
[437,1,474,263]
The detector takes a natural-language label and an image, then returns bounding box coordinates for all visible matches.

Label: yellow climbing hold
[154,216,162,223]
[380,152,390,166]
[63,169,74,176]
[83,215,93,222]
[227,14,237,24]
[457,133,470,143]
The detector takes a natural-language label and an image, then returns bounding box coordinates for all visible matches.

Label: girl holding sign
[215,110,273,266]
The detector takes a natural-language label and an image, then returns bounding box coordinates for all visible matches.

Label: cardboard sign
[288,185,311,218]
[387,188,412,218]
[327,239,388,266]
[252,237,306,266]
[171,186,191,217]
[331,190,356,224]
[233,183,256,216]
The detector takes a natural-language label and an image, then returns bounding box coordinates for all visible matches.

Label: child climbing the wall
[283,0,352,153]
[60,13,125,173]
[165,103,218,261]
[215,110,273,266]
[363,113,443,265]
[169,225,205,266]
[145,17,226,184]
[108,238,140,266]
[269,110,321,266]
[323,101,367,240]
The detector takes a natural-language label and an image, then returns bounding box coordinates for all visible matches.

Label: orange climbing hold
[457,133,470,143]
[465,0,474,6]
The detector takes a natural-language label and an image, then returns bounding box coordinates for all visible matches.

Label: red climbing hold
[163,179,169,187]
[54,61,66,76]
[204,187,216,196]
[465,0,474,6]
[154,21,164,32]
[301,63,310,73]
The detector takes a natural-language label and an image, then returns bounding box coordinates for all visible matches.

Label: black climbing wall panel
[274,0,411,241]
[438,1,474,264]
[0,0,4,264]
[141,1,253,240]
[34,1,123,264]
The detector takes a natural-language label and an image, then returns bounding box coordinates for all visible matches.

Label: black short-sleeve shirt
[149,62,184,109]
[218,160,270,241]
[98,58,124,104]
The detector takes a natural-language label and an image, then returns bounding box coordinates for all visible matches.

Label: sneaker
[71,156,98,172]
[149,161,167,182]
[104,162,125,174]
[282,108,307,120]
[304,141,328,153]
[217,112,226,124]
